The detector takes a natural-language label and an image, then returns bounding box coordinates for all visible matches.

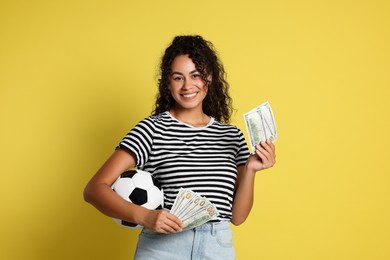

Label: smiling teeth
[183,93,196,98]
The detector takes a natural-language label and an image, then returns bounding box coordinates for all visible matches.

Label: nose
[181,77,191,90]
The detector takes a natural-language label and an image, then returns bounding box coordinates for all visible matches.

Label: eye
[172,76,184,81]
[191,74,202,79]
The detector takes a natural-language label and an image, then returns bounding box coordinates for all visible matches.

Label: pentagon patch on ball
[111,170,164,229]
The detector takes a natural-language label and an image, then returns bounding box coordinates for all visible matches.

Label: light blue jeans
[134,221,235,260]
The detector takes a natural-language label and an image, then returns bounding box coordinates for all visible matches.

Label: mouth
[181,92,197,98]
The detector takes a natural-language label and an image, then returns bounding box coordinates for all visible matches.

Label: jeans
[134,221,235,260]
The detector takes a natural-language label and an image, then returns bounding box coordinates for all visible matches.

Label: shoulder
[212,119,240,131]
[138,112,170,125]
[144,111,174,127]
[134,111,179,134]
[210,119,244,136]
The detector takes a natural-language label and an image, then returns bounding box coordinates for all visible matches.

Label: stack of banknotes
[170,188,219,231]
[243,101,277,154]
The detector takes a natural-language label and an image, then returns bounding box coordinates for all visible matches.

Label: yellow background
[1,0,389,259]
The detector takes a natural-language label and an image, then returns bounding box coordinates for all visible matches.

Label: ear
[207,74,212,83]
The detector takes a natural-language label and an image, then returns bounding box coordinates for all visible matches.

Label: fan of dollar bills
[170,188,219,231]
[243,101,277,154]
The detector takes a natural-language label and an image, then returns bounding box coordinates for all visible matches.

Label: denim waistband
[193,221,230,233]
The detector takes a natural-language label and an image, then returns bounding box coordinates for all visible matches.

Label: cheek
[169,85,180,96]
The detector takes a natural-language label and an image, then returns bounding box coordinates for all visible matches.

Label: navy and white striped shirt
[117,111,250,221]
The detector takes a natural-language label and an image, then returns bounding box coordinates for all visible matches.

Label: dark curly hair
[152,35,233,123]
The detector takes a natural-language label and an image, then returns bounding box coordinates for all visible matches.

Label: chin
[175,103,202,111]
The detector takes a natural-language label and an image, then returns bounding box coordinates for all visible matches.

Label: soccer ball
[111,170,164,229]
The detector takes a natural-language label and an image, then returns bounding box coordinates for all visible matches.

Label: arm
[231,140,276,225]
[83,148,182,233]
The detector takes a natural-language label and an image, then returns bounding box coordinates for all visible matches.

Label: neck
[169,107,210,127]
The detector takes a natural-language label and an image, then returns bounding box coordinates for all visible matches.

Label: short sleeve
[236,128,250,167]
[116,117,156,168]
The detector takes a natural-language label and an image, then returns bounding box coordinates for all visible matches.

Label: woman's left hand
[246,139,276,172]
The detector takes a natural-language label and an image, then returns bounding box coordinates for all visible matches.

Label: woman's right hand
[141,209,183,233]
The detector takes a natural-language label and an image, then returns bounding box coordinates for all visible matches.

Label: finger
[152,219,181,234]
[165,214,183,232]
[158,223,179,234]
[156,211,182,232]
[161,223,181,233]
[266,139,275,151]
[147,210,175,233]
[256,143,271,158]
[256,144,275,167]
[255,144,270,163]
[262,140,276,158]
[260,140,273,152]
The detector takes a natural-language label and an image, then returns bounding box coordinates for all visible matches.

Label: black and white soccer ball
[111,170,164,229]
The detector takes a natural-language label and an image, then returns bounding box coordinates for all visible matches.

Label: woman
[84,35,276,259]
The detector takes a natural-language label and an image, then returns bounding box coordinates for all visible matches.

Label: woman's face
[168,55,209,112]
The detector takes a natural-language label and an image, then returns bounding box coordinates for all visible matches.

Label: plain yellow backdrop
[1,0,389,259]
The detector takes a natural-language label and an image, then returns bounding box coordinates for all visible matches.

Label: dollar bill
[175,190,197,219]
[243,101,277,154]
[181,195,214,223]
[170,188,219,231]
[182,204,218,231]
[170,188,189,215]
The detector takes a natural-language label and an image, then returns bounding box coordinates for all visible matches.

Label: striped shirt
[117,111,250,221]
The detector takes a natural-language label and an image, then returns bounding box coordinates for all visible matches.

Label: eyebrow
[171,69,199,76]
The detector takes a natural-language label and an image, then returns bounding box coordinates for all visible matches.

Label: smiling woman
[168,55,210,126]
[154,35,233,124]
[83,35,276,260]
